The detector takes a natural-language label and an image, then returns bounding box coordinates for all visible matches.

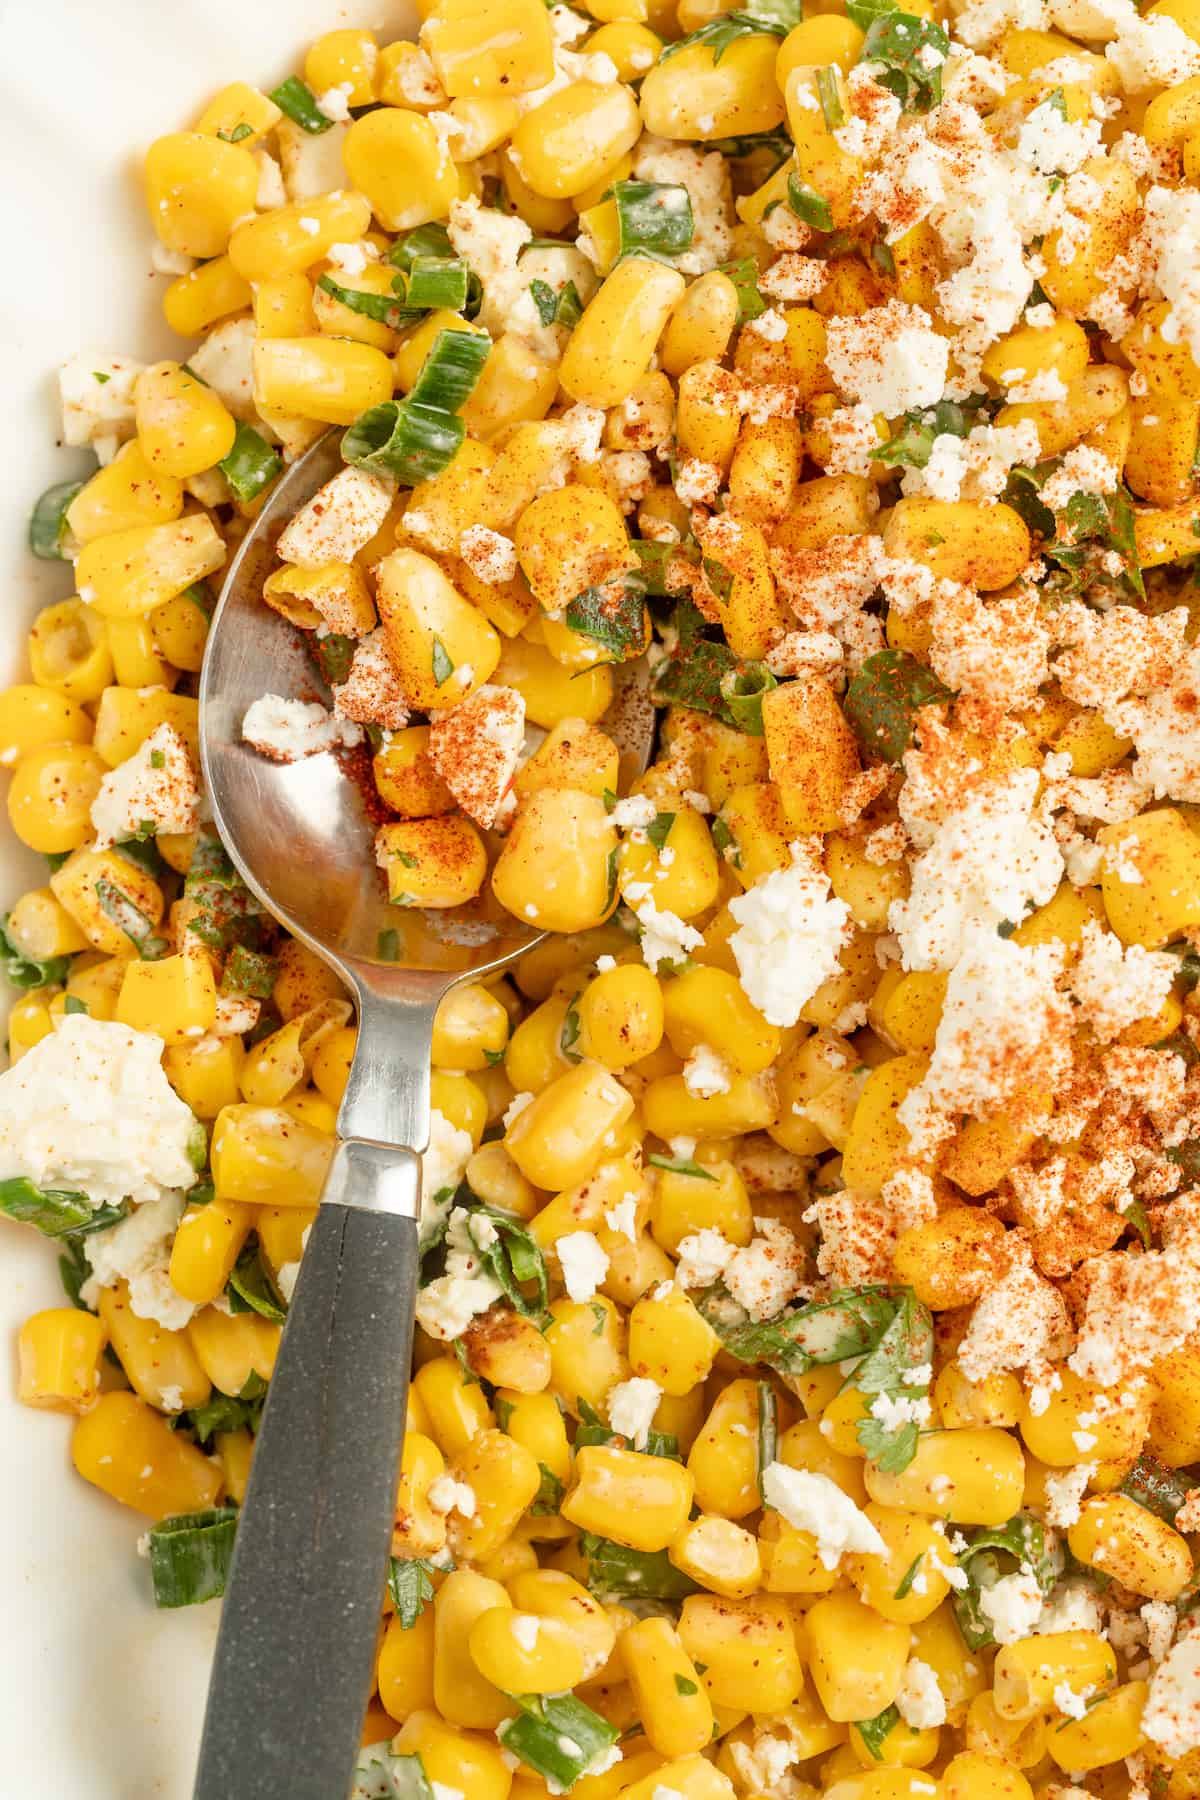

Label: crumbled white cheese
[674,1227,736,1289]
[185,317,258,419]
[611,794,658,830]
[1143,1634,1200,1761]
[242,694,363,761]
[624,886,704,974]
[1069,921,1177,1044]
[416,1204,504,1339]
[979,1570,1044,1644]
[632,137,733,277]
[761,1463,887,1568]
[895,1660,947,1729]
[728,839,852,1028]
[557,1231,610,1303]
[80,1192,194,1331]
[427,1474,478,1519]
[420,1109,474,1247]
[607,1376,663,1449]
[59,352,143,462]
[276,467,394,568]
[0,1015,200,1211]
[682,1045,732,1099]
[90,723,200,850]
[825,301,949,415]
[459,525,518,587]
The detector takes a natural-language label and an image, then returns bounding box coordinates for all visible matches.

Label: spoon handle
[194,1140,420,1800]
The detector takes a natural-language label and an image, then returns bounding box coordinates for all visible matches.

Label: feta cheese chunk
[761,1463,887,1568]
[427,684,526,830]
[59,352,143,462]
[80,1193,194,1331]
[276,467,395,569]
[0,1015,200,1212]
[242,694,364,762]
[607,1376,663,1449]
[728,840,852,1028]
[90,723,200,849]
[825,301,949,415]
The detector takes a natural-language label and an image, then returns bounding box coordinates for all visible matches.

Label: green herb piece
[95,877,169,960]
[227,1243,288,1323]
[183,833,270,959]
[659,9,795,63]
[711,816,741,867]
[268,75,333,133]
[148,1507,239,1608]
[719,258,768,323]
[646,812,676,853]
[1124,1197,1151,1250]
[560,996,583,1064]
[565,578,648,659]
[63,993,88,1016]
[499,1693,619,1791]
[405,256,471,312]
[453,1206,549,1319]
[185,1373,267,1446]
[894,1552,924,1599]
[29,478,84,560]
[0,1177,127,1239]
[579,1534,700,1603]
[221,944,278,1000]
[217,121,254,142]
[631,539,684,597]
[555,281,583,330]
[859,11,951,112]
[787,174,833,231]
[1119,1453,1191,1524]
[844,649,954,764]
[702,556,734,604]
[613,180,695,258]
[533,1464,566,1515]
[873,399,976,470]
[218,421,283,502]
[853,1291,934,1472]
[390,223,456,270]
[675,1674,699,1696]
[816,65,845,128]
[605,844,619,913]
[646,1153,717,1181]
[757,1380,778,1503]
[652,600,775,734]
[855,1705,901,1762]
[1046,483,1145,602]
[707,129,793,168]
[953,1515,1056,1650]
[846,0,900,25]
[59,1237,91,1310]
[429,636,456,688]
[530,279,559,327]
[574,1397,680,1461]
[0,914,71,992]
[388,1556,440,1627]
[695,1283,901,1377]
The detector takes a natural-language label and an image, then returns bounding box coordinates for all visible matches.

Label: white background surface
[0,1,409,1790]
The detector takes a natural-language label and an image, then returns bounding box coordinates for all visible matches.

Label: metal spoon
[193,431,653,1800]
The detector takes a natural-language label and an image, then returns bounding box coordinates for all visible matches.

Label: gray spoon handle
[193,1140,420,1800]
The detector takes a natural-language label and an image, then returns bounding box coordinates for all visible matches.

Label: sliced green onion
[555,279,583,330]
[719,664,777,734]
[529,279,559,327]
[816,66,845,128]
[0,1177,128,1239]
[408,328,491,412]
[221,944,278,999]
[343,401,465,485]
[720,258,767,323]
[613,180,695,258]
[148,1508,239,1608]
[269,76,333,134]
[578,1532,699,1601]
[227,1243,288,1322]
[646,1153,717,1181]
[94,877,169,960]
[388,223,455,272]
[757,1380,778,1502]
[787,174,833,231]
[405,256,470,312]
[499,1693,619,1789]
[0,914,71,991]
[218,422,282,503]
[29,478,84,560]
[316,272,417,329]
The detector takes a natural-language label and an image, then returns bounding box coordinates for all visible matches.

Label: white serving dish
[0,3,409,1790]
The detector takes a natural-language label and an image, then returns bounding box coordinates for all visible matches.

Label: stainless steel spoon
[193,432,652,1800]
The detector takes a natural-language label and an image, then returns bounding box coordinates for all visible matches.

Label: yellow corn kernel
[5,887,89,964]
[882,499,1030,591]
[378,1603,437,1721]
[504,1059,632,1189]
[376,815,489,910]
[935,1365,1023,1432]
[415,1356,496,1458]
[686,1380,762,1520]
[515,486,634,614]
[76,514,226,620]
[846,1505,953,1625]
[679,1593,802,1712]
[1019,1364,1147,1468]
[511,81,640,200]
[116,941,217,1045]
[305,28,379,103]
[892,1207,1007,1311]
[211,1103,334,1207]
[563,1444,694,1550]
[840,1053,929,1195]
[997,360,1129,461]
[445,1428,542,1562]
[395,1709,513,1800]
[575,964,663,1071]
[66,440,185,545]
[432,1568,513,1729]
[1100,809,1200,948]
[229,190,373,280]
[463,332,561,440]
[629,1284,721,1397]
[135,361,237,478]
[761,678,860,833]
[560,257,686,408]
[1047,1680,1147,1774]
[395,1430,449,1561]
[651,1159,751,1256]
[620,1617,713,1755]
[144,131,259,257]
[192,79,281,145]
[256,1202,320,1277]
[942,1753,1032,1800]
[865,1429,1026,1525]
[981,316,1090,392]
[163,1034,246,1121]
[89,686,198,768]
[98,1282,210,1411]
[1136,496,1200,567]
[493,788,618,934]
[643,1068,777,1141]
[470,1605,588,1696]
[670,1515,762,1600]
[168,1197,254,1307]
[5,741,106,857]
[0,684,91,767]
[993,1630,1117,1721]
[805,1590,911,1723]
[617,806,720,920]
[422,0,555,98]
[1068,1494,1192,1601]
[26,599,112,703]
[641,34,785,138]
[345,108,463,231]
[252,336,394,427]
[188,1308,280,1394]
[254,271,317,339]
[17,1307,107,1412]
[73,1390,223,1519]
[376,547,500,705]
[105,612,177,690]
